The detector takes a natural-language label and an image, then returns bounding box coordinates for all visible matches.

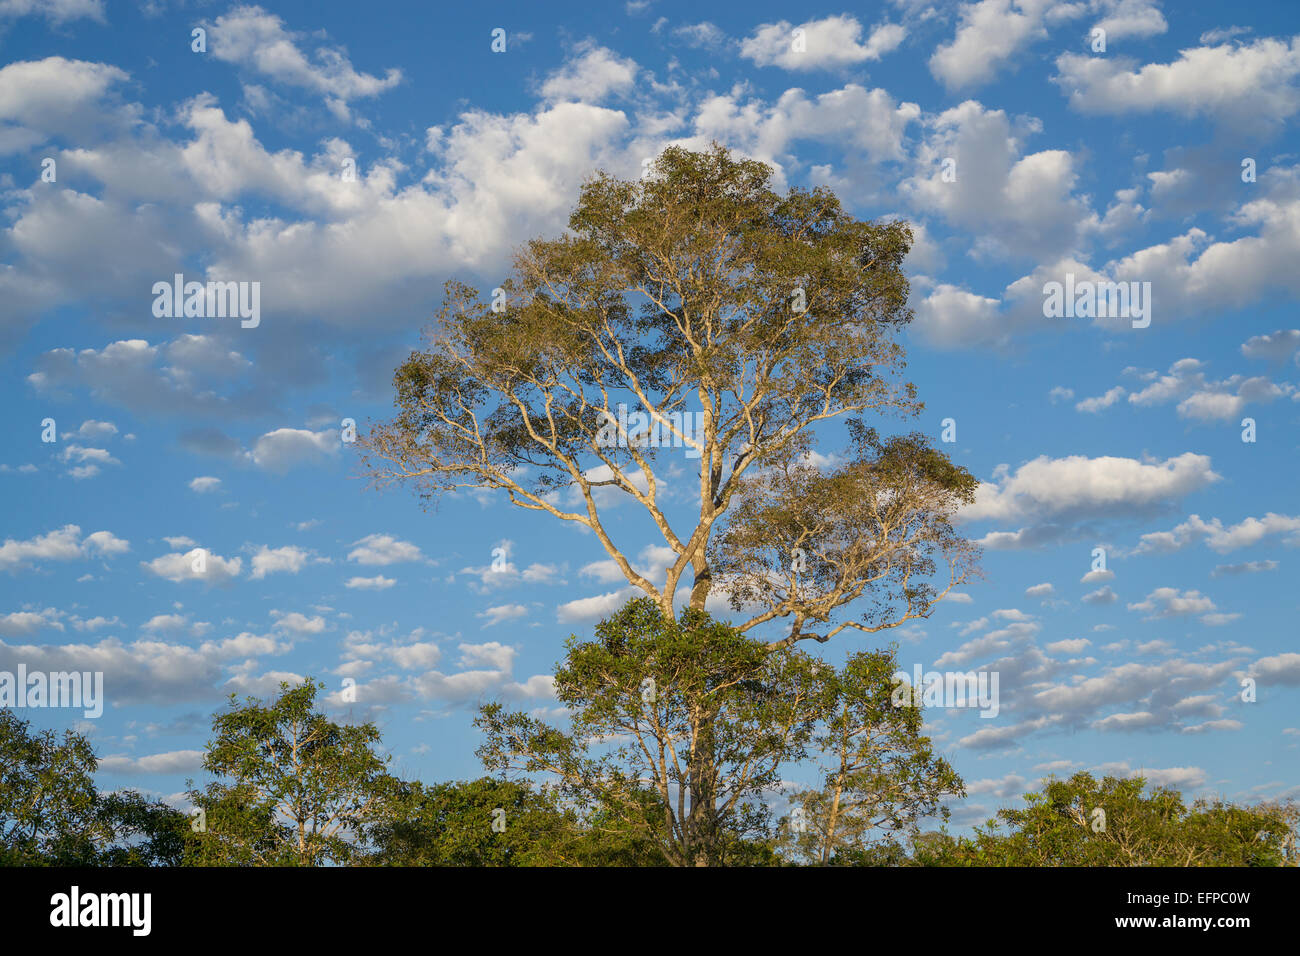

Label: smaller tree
[915,772,1299,867]
[477,600,823,866]
[185,680,400,866]
[0,709,104,864]
[95,790,189,867]
[477,599,960,867]
[777,647,964,864]
[0,710,189,866]
[366,778,580,866]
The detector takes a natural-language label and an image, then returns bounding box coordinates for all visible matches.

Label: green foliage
[892,773,1299,867]
[776,646,964,864]
[0,710,186,866]
[366,777,579,866]
[0,709,104,864]
[362,143,978,645]
[184,679,401,866]
[476,599,958,867]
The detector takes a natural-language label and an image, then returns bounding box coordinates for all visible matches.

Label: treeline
[2,602,1294,867]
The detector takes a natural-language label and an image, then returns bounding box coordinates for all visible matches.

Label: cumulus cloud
[961,453,1218,549]
[1121,358,1294,422]
[539,41,638,102]
[28,337,264,418]
[900,101,1097,262]
[929,0,1054,89]
[927,0,1160,90]
[1246,652,1300,687]
[347,534,423,566]
[0,630,294,706]
[741,15,905,71]
[98,750,205,774]
[1135,512,1300,554]
[1082,586,1117,605]
[1054,36,1300,134]
[345,575,395,590]
[249,545,311,580]
[477,604,529,628]
[0,607,64,637]
[1127,587,1219,621]
[0,524,129,572]
[1241,329,1300,362]
[207,5,401,111]
[0,0,105,25]
[246,428,339,472]
[141,547,242,585]
[1075,386,1126,413]
[269,610,326,635]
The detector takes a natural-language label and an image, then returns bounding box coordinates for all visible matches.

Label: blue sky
[1,0,1298,829]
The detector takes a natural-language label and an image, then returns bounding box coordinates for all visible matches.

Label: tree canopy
[361,143,979,646]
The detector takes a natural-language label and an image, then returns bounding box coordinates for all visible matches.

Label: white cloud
[477,604,529,628]
[0,524,129,572]
[66,419,118,440]
[1122,357,1293,423]
[28,337,260,418]
[0,0,104,23]
[345,575,395,590]
[539,41,638,102]
[1127,587,1217,619]
[1082,586,1117,605]
[250,545,311,579]
[900,101,1097,261]
[208,5,401,108]
[142,614,190,634]
[142,547,242,585]
[189,476,222,493]
[1046,638,1091,654]
[929,0,1081,90]
[741,15,905,71]
[99,750,205,774]
[1241,329,1300,362]
[962,453,1218,549]
[1135,512,1300,554]
[557,586,641,623]
[270,610,326,635]
[347,533,423,566]
[1054,37,1300,134]
[1247,652,1300,686]
[1075,386,1126,413]
[673,22,730,49]
[247,428,339,472]
[0,607,64,637]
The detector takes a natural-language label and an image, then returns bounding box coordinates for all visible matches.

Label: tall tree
[185,680,400,866]
[361,144,978,645]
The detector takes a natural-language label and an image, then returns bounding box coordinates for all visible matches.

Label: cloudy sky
[1,0,1297,826]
